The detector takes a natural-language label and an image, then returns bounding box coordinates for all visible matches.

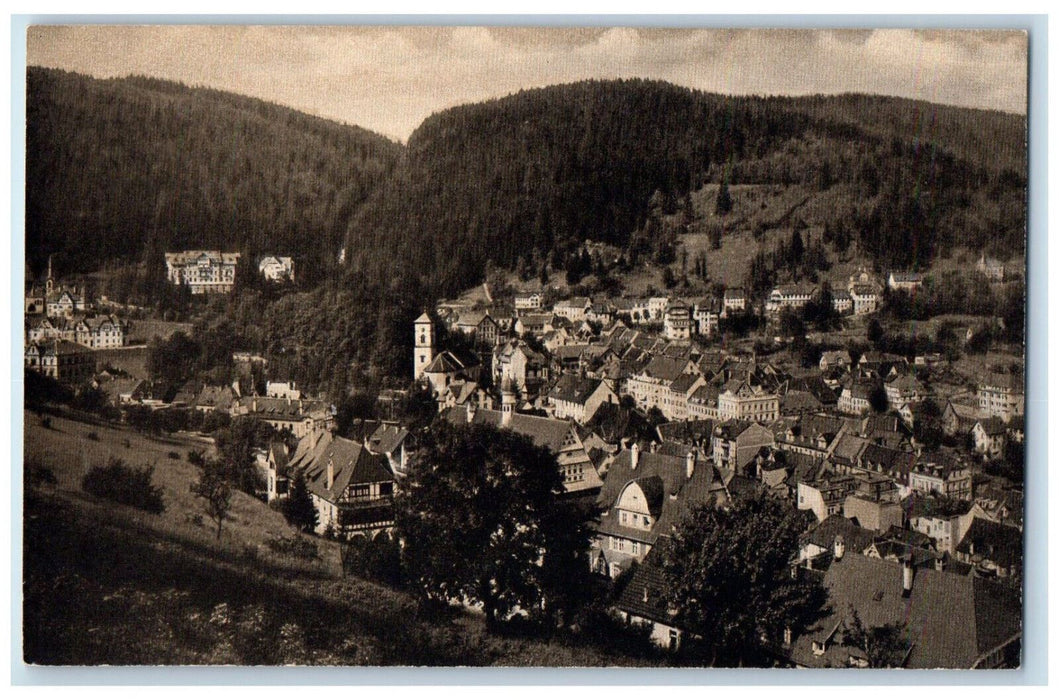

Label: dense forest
[25,71,1027,394]
[26,68,402,285]
[346,79,1026,297]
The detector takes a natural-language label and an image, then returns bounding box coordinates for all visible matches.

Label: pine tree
[715,179,733,216]
[283,469,318,533]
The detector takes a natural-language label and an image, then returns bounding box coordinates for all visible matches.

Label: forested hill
[345,79,1026,297]
[26,67,402,284]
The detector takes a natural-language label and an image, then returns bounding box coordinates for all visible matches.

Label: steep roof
[789,552,1021,668]
[639,355,690,383]
[441,406,572,453]
[304,435,394,504]
[955,518,1023,570]
[549,374,606,405]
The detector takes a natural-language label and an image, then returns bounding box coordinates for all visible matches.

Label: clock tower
[413,311,434,380]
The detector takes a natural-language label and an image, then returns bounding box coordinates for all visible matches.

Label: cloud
[26,25,1027,142]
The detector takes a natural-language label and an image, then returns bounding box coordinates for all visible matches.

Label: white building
[258,256,295,283]
[165,251,241,294]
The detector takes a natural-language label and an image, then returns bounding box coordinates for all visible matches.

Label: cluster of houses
[259,295,1023,667]
[24,258,128,383]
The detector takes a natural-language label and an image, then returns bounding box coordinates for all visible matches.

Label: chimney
[783,626,792,647]
[642,586,649,603]
[833,534,845,562]
[326,458,334,490]
[901,553,915,597]
[630,442,640,469]
[686,452,696,480]
[934,555,945,572]
[252,398,257,412]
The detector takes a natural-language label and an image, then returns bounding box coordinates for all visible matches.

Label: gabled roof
[639,355,692,383]
[441,406,572,454]
[802,515,877,555]
[789,552,1021,668]
[955,518,1023,570]
[367,422,410,456]
[548,374,608,405]
[304,435,394,504]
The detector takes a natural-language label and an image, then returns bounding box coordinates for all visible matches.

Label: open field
[22,412,653,666]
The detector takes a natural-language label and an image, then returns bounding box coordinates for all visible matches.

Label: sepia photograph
[19,22,1029,671]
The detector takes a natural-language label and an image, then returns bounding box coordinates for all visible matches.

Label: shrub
[81,457,165,513]
[40,416,52,430]
[86,432,100,441]
[264,535,318,561]
[167,451,181,460]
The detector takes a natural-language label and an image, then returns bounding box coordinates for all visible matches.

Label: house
[837,381,875,415]
[164,250,241,294]
[290,429,396,538]
[971,418,1008,459]
[909,452,972,500]
[722,288,747,317]
[96,376,147,406]
[976,255,1005,282]
[193,384,237,413]
[903,494,977,555]
[887,271,925,293]
[849,284,879,315]
[230,396,334,438]
[74,314,126,349]
[663,372,707,422]
[799,515,877,564]
[45,287,90,319]
[421,349,482,398]
[786,550,1021,668]
[553,297,592,322]
[941,399,986,437]
[24,340,95,384]
[514,313,556,336]
[831,290,853,315]
[493,340,549,394]
[364,422,413,478]
[441,385,602,496]
[455,311,500,348]
[592,444,726,578]
[265,441,291,503]
[662,300,693,340]
[977,373,1025,422]
[547,374,618,425]
[258,255,295,282]
[797,474,860,523]
[27,316,76,344]
[691,298,722,336]
[765,284,815,315]
[954,517,1023,580]
[266,380,301,400]
[612,543,694,652]
[514,291,544,312]
[716,379,780,423]
[624,355,698,416]
[711,420,775,474]
[884,373,924,407]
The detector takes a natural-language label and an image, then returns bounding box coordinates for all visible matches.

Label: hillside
[26,68,402,285]
[23,411,653,666]
[346,79,1027,297]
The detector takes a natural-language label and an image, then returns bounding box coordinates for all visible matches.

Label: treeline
[347,79,1026,297]
[26,68,401,285]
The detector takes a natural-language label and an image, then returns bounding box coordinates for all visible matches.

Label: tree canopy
[395,420,595,628]
[661,492,826,666]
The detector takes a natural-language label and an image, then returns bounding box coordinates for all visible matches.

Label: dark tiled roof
[304,435,394,504]
[789,553,1021,668]
[802,515,877,555]
[548,374,605,405]
[956,518,1023,570]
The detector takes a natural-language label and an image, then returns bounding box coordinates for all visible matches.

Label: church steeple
[413,311,434,381]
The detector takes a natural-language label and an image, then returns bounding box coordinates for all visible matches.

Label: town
[24,244,1024,668]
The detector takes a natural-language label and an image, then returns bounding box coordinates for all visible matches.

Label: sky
[26,26,1028,142]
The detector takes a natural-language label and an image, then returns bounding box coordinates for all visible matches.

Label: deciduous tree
[661,492,826,666]
[395,421,594,629]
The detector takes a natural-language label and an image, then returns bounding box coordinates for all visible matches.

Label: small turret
[501,377,515,427]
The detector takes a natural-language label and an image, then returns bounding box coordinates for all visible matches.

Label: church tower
[45,254,55,295]
[413,311,434,380]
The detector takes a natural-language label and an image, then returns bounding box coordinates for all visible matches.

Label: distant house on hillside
[165,250,241,294]
[976,255,1005,282]
[887,271,925,293]
[258,255,295,283]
